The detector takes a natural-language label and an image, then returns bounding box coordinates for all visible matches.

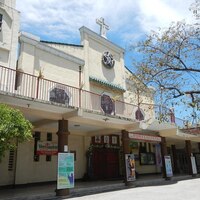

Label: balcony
[0,65,178,125]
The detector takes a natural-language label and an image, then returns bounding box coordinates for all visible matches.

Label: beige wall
[0,132,90,185]
[79,27,126,91]
[0,151,14,186]
[18,41,81,88]
[0,0,19,69]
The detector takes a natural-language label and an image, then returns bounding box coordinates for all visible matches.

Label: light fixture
[103,118,109,122]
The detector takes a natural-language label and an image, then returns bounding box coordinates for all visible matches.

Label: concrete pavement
[68,178,200,200]
[0,174,199,200]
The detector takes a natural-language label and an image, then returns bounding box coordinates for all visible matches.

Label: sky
[16,0,195,69]
[14,0,199,121]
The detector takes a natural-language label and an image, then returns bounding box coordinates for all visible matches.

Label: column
[56,119,70,196]
[171,145,178,174]
[160,137,167,179]
[198,143,200,153]
[121,130,130,186]
[185,140,193,175]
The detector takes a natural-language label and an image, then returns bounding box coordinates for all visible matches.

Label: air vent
[8,149,15,171]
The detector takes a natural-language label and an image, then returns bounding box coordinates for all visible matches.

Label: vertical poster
[125,154,136,182]
[164,156,173,177]
[57,153,74,189]
[191,156,197,174]
[155,144,162,167]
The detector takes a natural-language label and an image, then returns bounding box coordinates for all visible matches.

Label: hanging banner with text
[164,156,173,178]
[57,153,74,189]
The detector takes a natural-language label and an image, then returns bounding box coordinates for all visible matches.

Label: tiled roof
[89,76,125,92]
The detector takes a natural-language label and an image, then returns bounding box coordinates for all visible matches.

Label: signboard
[129,133,161,143]
[164,156,173,177]
[57,153,74,189]
[125,154,136,182]
[191,156,197,174]
[36,141,58,155]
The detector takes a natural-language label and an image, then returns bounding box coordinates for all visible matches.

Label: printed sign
[164,156,173,177]
[129,133,161,142]
[125,154,136,182]
[191,156,197,174]
[57,153,74,189]
[36,141,58,155]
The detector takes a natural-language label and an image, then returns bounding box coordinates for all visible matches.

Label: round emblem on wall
[102,51,115,69]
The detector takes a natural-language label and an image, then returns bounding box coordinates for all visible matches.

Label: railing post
[79,66,82,108]
[36,77,40,99]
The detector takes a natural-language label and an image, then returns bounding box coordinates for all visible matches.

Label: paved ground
[0,175,199,200]
[67,178,200,200]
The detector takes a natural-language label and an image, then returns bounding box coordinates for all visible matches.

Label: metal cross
[96,17,109,38]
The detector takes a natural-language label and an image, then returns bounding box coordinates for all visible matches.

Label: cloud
[16,0,195,43]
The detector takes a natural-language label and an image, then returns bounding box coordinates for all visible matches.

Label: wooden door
[92,148,119,179]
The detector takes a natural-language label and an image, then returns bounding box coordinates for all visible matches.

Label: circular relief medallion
[102,51,115,69]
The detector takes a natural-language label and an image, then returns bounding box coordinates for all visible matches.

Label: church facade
[1,0,200,187]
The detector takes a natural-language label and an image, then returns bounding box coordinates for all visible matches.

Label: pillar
[185,140,193,175]
[121,130,130,186]
[56,119,70,196]
[160,137,168,179]
[171,145,178,174]
[198,143,200,153]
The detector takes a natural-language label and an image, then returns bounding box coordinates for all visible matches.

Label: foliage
[132,5,200,122]
[0,104,33,161]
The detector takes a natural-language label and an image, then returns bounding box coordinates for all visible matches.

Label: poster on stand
[57,153,74,189]
[164,156,173,178]
[191,156,197,174]
[125,154,136,182]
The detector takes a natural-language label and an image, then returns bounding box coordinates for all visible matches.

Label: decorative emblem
[102,51,115,69]
[101,94,115,114]
[49,87,69,106]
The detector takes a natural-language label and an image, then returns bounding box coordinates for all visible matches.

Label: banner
[125,154,136,182]
[36,141,58,155]
[57,153,74,189]
[164,156,173,177]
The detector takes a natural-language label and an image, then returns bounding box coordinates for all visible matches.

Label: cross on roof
[96,17,109,39]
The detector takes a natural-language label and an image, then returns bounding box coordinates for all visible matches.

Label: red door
[92,148,119,179]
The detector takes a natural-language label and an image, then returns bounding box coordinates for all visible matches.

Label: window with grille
[8,149,15,171]
[46,132,52,162]
[34,132,41,162]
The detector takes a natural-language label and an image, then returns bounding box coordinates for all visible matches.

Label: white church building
[1,0,200,188]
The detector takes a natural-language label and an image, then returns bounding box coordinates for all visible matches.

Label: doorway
[92,148,120,179]
[176,149,189,174]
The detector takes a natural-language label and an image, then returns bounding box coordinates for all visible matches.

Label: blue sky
[16,0,195,70]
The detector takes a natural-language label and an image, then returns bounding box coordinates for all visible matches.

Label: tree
[132,3,200,123]
[0,104,33,161]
